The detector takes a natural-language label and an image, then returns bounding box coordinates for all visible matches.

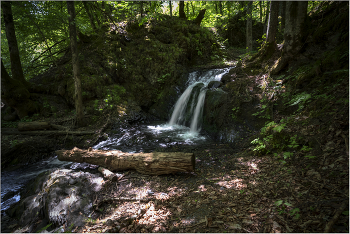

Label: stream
[1,121,211,215]
[1,68,229,224]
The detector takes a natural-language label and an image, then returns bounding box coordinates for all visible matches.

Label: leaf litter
[76,140,348,233]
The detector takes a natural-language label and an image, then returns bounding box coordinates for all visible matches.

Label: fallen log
[56,147,195,175]
[2,129,95,135]
[18,122,51,131]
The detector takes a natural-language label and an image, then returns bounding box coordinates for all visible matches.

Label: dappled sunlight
[215,177,247,190]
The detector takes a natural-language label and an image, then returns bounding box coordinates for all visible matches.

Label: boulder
[202,88,229,138]
[207,81,223,89]
[7,168,105,233]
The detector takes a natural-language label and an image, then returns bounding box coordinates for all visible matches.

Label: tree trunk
[259,1,262,22]
[190,2,195,16]
[266,1,279,43]
[1,1,30,88]
[246,1,253,51]
[186,2,189,15]
[1,59,38,119]
[279,1,286,32]
[283,1,308,55]
[169,1,172,17]
[56,147,195,175]
[194,9,206,26]
[139,1,143,18]
[83,2,97,32]
[263,1,270,35]
[218,1,223,15]
[67,2,85,127]
[270,2,308,75]
[179,1,186,19]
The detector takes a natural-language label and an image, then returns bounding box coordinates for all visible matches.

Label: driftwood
[56,147,195,175]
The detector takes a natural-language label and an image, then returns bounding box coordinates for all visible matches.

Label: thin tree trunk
[227,1,231,16]
[246,1,253,51]
[266,1,279,43]
[140,1,143,18]
[259,1,263,22]
[169,1,172,17]
[186,2,189,16]
[264,1,270,35]
[179,1,186,19]
[67,1,84,127]
[218,1,223,15]
[83,2,97,32]
[190,2,195,16]
[1,1,29,88]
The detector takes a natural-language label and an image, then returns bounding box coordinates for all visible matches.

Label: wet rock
[7,168,104,232]
[208,81,223,89]
[202,89,229,138]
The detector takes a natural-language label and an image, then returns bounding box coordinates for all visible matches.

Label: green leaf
[284,202,292,207]
[275,200,283,206]
[342,211,349,216]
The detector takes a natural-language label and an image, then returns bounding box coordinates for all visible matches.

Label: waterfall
[169,68,230,133]
[169,86,194,126]
[190,88,207,132]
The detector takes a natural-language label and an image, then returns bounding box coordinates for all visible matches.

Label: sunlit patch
[198,185,207,192]
[215,178,246,189]
[138,203,172,225]
[180,218,195,225]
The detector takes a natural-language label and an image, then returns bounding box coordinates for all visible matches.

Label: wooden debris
[98,167,118,181]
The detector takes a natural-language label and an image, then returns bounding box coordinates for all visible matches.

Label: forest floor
[71,141,348,233]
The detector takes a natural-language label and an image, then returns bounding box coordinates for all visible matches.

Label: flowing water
[169,68,230,132]
[1,68,231,217]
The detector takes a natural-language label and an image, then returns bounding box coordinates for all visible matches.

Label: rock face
[7,168,105,233]
[202,88,229,139]
[208,81,223,89]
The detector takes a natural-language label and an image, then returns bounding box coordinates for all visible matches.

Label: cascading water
[169,68,230,133]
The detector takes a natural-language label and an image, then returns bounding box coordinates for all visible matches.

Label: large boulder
[202,88,229,138]
[7,168,105,233]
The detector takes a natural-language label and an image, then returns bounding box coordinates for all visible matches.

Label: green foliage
[158,73,170,83]
[252,102,271,119]
[230,107,240,119]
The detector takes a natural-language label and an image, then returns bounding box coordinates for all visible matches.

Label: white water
[190,88,207,132]
[169,68,230,133]
[169,86,194,126]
